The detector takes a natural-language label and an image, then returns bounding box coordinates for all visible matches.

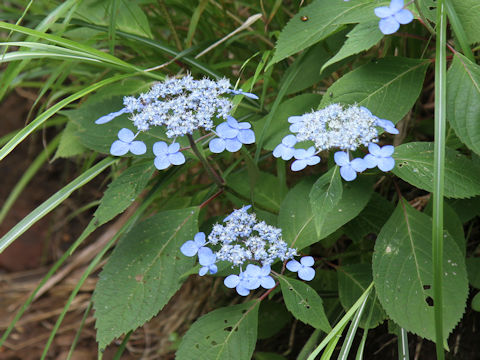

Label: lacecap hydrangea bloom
[273,104,398,181]
[94,75,258,170]
[180,205,316,296]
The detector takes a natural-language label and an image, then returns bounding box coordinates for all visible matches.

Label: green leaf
[393,142,480,198]
[255,352,287,360]
[278,275,331,332]
[257,301,290,340]
[54,121,86,159]
[338,263,386,329]
[278,177,372,250]
[227,170,287,213]
[447,196,480,222]
[93,207,199,349]
[466,257,480,289]
[93,161,154,226]
[176,301,259,360]
[309,167,343,236]
[320,57,429,123]
[270,0,376,65]
[449,0,480,44]
[372,199,468,342]
[447,54,480,156]
[253,94,321,151]
[472,292,480,312]
[321,21,383,71]
[74,0,153,38]
[343,192,394,242]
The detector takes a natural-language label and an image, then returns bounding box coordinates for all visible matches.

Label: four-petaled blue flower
[273,135,297,160]
[224,270,251,296]
[288,115,305,133]
[110,128,147,156]
[286,256,316,281]
[153,141,185,170]
[375,118,399,135]
[209,116,255,153]
[291,147,320,171]
[334,151,367,181]
[364,143,395,172]
[198,247,218,276]
[224,264,275,296]
[227,89,259,100]
[374,0,414,35]
[180,232,206,257]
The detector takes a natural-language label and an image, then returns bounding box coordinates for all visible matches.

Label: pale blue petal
[245,264,261,275]
[236,284,250,296]
[154,156,170,170]
[281,147,295,161]
[379,145,395,157]
[351,158,367,172]
[95,108,127,124]
[379,16,400,35]
[118,128,135,142]
[273,144,286,158]
[153,141,168,156]
[260,265,271,276]
[293,148,308,160]
[286,259,301,272]
[261,276,275,289]
[237,129,255,144]
[368,143,381,156]
[395,9,414,24]
[209,264,218,274]
[291,159,307,172]
[194,232,206,246]
[374,6,393,18]
[110,140,130,156]
[334,151,349,166]
[168,152,186,165]
[129,141,147,155]
[364,154,378,169]
[306,155,320,166]
[282,134,297,147]
[168,142,180,153]
[199,266,208,276]
[209,138,226,153]
[340,165,357,181]
[289,122,303,133]
[245,278,261,290]
[236,90,259,99]
[225,138,242,152]
[390,0,405,12]
[305,146,316,157]
[298,267,315,281]
[237,121,252,130]
[288,116,304,123]
[180,240,199,257]
[216,122,238,138]
[224,274,240,288]
[198,247,216,266]
[227,115,239,128]
[300,256,314,267]
[377,157,395,171]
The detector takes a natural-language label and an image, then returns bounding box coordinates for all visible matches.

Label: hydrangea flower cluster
[374,0,414,35]
[180,206,316,296]
[94,75,258,170]
[273,104,398,181]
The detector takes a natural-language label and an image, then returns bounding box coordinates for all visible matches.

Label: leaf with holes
[338,263,386,329]
[309,167,343,237]
[320,57,429,124]
[270,0,376,65]
[94,161,154,227]
[176,302,259,360]
[278,177,372,250]
[93,207,199,349]
[372,199,468,342]
[278,275,331,332]
[447,54,480,156]
[393,142,480,198]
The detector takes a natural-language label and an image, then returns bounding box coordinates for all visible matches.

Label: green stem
[433,1,446,359]
[187,134,225,187]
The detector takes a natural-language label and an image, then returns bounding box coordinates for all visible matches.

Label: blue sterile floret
[110,128,147,156]
[286,256,316,281]
[364,143,395,171]
[374,0,414,35]
[179,206,315,296]
[94,75,258,166]
[272,103,398,181]
[152,141,185,170]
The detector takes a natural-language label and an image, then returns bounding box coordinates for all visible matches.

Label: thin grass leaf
[0,133,61,225]
[185,0,209,48]
[433,2,447,359]
[0,73,132,162]
[307,282,374,360]
[66,301,93,360]
[108,0,120,55]
[0,157,117,253]
[444,0,475,61]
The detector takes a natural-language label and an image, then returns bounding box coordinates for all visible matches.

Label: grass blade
[0,157,117,253]
[433,2,447,359]
[444,0,475,62]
